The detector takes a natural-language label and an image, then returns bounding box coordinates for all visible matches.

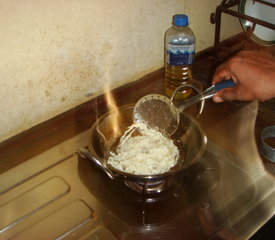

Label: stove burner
[113,162,212,205]
[124,178,175,194]
[78,150,221,226]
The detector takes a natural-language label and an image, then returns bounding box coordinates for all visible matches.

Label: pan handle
[77,148,116,180]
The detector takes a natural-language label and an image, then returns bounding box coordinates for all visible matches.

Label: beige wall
[0,0,241,142]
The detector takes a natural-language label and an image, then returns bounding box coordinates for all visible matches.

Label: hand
[212,50,275,102]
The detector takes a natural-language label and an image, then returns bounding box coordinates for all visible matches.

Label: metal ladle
[133,79,236,136]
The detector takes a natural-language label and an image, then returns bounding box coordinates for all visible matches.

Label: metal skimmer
[133,80,236,136]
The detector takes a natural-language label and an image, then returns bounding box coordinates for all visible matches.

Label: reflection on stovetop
[77,140,255,239]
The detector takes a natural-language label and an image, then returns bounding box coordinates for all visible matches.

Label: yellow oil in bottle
[164,14,195,100]
[164,64,193,100]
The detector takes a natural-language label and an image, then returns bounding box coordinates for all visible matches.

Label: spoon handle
[201,79,236,101]
[214,79,236,91]
[177,79,237,112]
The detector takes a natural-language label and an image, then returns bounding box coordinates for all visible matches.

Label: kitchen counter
[0,34,274,240]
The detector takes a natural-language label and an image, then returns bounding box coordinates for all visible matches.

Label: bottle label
[166,44,195,65]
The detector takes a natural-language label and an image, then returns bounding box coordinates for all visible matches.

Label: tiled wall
[0,0,241,142]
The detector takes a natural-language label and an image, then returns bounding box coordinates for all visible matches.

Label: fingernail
[213,96,223,103]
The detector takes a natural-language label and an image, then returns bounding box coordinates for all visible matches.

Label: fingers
[212,64,233,85]
[213,89,239,103]
[212,94,224,103]
[213,87,257,102]
[212,50,275,102]
[212,63,239,102]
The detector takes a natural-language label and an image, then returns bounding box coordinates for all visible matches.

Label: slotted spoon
[133,79,236,136]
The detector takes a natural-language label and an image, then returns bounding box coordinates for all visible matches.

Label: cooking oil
[164,64,193,100]
[164,14,195,100]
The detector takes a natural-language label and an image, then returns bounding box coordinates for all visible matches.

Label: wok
[78,104,207,182]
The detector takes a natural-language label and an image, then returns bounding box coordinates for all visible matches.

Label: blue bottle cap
[173,14,188,27]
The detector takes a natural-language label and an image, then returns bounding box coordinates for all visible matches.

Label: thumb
[213,89,239,102]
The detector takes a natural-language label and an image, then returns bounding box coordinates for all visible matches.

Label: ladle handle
[77,148,115,180]
[176,79,236,113]
[201,79,236,100]
[214,79,236,91]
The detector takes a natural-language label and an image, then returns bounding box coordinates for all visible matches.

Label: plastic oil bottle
[164,14,195,100]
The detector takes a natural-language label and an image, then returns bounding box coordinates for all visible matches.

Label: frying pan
[78,104,207,182]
